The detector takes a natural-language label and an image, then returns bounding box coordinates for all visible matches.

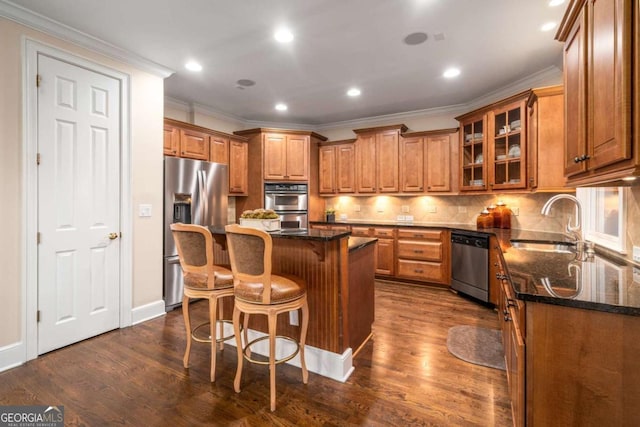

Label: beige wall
[0,17,164,348]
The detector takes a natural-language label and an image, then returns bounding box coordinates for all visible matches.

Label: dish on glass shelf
[470,179,484,186]
[510,120,521,130]
[508,144,521,157]
[475,153,483,164]
[496,154,507,160]
[509,178,521,184]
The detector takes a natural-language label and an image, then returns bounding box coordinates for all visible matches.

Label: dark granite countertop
[209,226,351,242]
[312,221,640,316]
[348,237,378,252]
[489,229,640,316]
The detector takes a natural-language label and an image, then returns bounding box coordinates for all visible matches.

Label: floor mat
[446,325,506,370]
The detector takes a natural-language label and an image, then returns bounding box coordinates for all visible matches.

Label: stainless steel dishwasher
[451,231,489,302]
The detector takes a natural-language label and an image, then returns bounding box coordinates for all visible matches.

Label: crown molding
[0,0,174,78]
[164,65,563,131]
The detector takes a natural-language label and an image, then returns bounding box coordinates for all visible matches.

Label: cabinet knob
[574,156,580,163]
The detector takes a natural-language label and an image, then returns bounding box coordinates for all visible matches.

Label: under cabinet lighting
[548,0,565,6]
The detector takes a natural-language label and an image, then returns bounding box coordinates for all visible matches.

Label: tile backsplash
[324,193,574,232]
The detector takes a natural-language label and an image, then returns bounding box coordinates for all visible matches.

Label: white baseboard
[0,341,26,373]
[131,299,166,325]
[222,324,354,382]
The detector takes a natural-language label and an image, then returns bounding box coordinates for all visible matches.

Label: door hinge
[37,310,41,322]
[36,153,41,165]
[37,232,41,244]
[36,74,41,87]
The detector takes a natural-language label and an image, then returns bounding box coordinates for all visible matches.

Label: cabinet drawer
[397,240,442,261]
[397,259,446,283]
[373,227,395,238]
[351,226,372,237]
[397,228,443,240]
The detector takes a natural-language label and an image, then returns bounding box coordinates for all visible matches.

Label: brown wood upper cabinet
[556,0,638,185]
[163,118,249,194]
[229,138,248,195]
[400,129,457,193]
[318,140,356,194]
[263,132,310,181]
[353,124,407,193]
[456,88,567,192]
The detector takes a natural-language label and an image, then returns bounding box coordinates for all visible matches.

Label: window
[576,187,626,253]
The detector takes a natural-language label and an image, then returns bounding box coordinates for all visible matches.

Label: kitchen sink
[509,240,577,254]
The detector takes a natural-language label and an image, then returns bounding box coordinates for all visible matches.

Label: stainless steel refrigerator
[163,157,228,310]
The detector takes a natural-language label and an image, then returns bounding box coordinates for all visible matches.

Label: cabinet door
[588,0,632,170]
[377,130,399,192]
[285,135,309,180]
[263,133,287,180]
[489,101,527,190]
[336,143,356,193]
[564,7,589,177]
[374,238,395,276]
[163,125,179,156]
[356,133,377,193]
[209,135,229,164]
[319,146,336,194]
[460,115,487,190]
[425,134,451,192]
[229,139,248,195]
[508,305,525,427]
[180,129,209,160]
[400,136,424,192]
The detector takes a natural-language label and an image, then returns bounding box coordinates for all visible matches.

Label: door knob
[108,232,119,240]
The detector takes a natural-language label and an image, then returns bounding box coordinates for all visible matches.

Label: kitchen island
[210,227,377,381]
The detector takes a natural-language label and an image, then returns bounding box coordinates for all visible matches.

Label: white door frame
[22,38,133,361]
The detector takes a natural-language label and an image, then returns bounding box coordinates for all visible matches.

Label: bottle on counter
[495,201,512,229]
[487,204,498,228]
[476,208,494,229]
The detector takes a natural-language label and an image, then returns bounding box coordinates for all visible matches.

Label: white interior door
[37,54,121,354]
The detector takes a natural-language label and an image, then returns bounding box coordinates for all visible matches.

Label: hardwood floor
[0,281,512,426]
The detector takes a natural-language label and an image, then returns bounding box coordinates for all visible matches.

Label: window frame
[576,187,627,254]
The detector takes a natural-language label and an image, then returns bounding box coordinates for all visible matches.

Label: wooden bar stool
[170,223,235,382]
[224,224,309,411]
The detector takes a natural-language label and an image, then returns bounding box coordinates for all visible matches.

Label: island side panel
[347,242,375,354]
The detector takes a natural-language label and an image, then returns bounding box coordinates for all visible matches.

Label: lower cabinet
[310,224,450,285]
[396,228,449,284]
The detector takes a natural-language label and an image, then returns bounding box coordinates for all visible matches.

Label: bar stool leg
[300,300,309,384]
[182,294,192,368]
[233,307,243,393]
[217,298,225,351]
[268,311,277,412]
[208,296,218,382]
[243,313,250,357]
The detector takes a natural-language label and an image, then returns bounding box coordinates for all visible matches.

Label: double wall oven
[264,183,308,230]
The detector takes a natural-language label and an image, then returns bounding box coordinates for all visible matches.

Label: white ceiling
[6,0,567,126]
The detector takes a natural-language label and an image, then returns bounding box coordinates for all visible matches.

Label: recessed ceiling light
[347,88,361,97]
[548,0,565,6]
[274,28,294,43]
[403,32,428,46]
[540,22,557,32]
[275,103,288,111]
[443,68,461,78]
[185,61,202,72]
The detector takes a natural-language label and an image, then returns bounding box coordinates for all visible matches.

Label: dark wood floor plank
[0,281,512,426]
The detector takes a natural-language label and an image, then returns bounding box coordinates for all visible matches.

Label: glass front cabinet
[457,94,528,192]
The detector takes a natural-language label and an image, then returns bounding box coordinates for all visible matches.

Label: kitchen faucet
[541,194,595,255]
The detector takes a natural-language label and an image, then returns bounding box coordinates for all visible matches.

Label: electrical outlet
[633,246,640,262]
[633,267,640,284]
[458,206,467,213]
[396,215,406,222]
[354,205,361,212]
[427,205,437,213]
[404,215,414,222]
[339,214,348,220]
[511,207,519,216]
[401,205,410,213]
[138,204,152,217]
[289,310,299,326]
[377,206,384,213]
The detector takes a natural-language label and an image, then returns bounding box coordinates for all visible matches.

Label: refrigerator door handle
[201,170,209,224]
[197,170,206,224]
